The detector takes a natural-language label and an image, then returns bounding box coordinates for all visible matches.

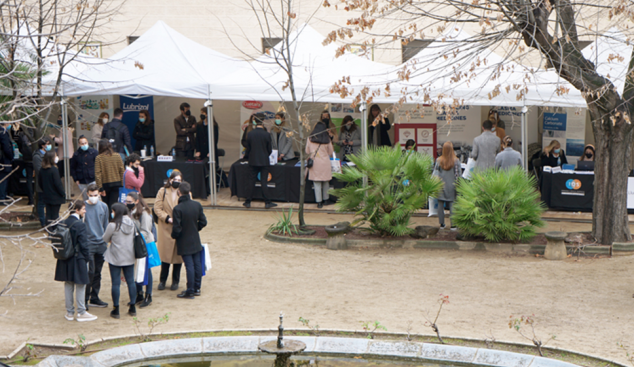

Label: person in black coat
[132,109,155,152]
[0,125,14,204]
[54,200,97,321]
[38,151,66,226]
[367,104,392,147]
[195,108,219,162]
[540,140,568,167]
[70,136,98,201]
[243,113,275,209]
[171,182,207,299]
[101,108,132,157]
[11,123,34,205]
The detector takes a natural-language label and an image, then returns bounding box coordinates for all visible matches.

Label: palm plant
[452,166,546,242]
[331,146,442,236]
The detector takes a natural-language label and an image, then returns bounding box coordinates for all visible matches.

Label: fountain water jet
[258,313,306,367]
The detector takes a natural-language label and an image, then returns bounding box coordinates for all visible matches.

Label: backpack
[106,123,125,152]
[49,222,78,260]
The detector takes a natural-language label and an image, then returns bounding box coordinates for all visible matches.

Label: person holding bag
[306,119,334,209]
[154,170,183,291]
[434,141,462,230]
[102,202,137,319]
[125,192,155,308]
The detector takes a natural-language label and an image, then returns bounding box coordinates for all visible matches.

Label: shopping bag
[146,241,161,268]
[462,158,476,180]
[428,197,439,217]
[202,243,212,272]
[135,257,146,283]
[118,172,137,203]
[330,153,342,174]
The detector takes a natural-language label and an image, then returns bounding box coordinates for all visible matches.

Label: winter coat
[171,195,207,256]
[95,153,124,190]
[270,126,294,161]
[101,119,132,154]
[54,215,90,284]
[132,209,155,244]
[336,126,361,160]
[39,166,66,205]
[434,158,462,202]
[103,216,136,266]
[92,123,104,147]
[495,148,523,170]
[306,140,334,182]
[13,130,33,163]
[0,127,14,178]
[84,200,109,255]
[369,117,392,146]
[244,127,272,167]
[195,121,218,160]
[124,167,145,192]
[174,115,197,151]
[154,186,183,264]
[471,131,501,171]
[540,150,568,167]
[70,147,98,184]
[132,120,155,152]
[33,150,45,192]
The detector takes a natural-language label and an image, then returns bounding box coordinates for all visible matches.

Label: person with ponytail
[495,136,523,170]
[125,191,154,308]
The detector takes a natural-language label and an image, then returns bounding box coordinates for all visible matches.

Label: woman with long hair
[154,170,184,291]
[541,140,567,167]
[102,202,137,319]
[433,141,462,230]
[495,136,523,170]
[319,110,338,143]
[336,115,360,161]
[306,119,335,208]
[578,144,595,161]
[132,110,155,152]
[367,104,392,147]
[39,151,66,226]
[271,112,295,161]
[93,112,109,148]
[95,139,125,211]
[125,191,154,308]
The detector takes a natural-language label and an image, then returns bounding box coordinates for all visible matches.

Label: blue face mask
[275,119,282,125]
[81,145,89,151]
[111,212,114,219]
[491,127,496,132]
[554,148,560,154]
[45,144,52,151]
[139,118,146,123]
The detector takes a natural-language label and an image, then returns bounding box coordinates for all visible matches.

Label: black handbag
[133,223,148,259]
[306,144,321,168]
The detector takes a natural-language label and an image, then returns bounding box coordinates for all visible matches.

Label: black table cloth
[229,159,342,203]
[141,157,208,199]
[540,171,594,212]
[9,160,31,197]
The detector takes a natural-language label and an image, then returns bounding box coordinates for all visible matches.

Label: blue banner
[120,95,154,150]
[543,113,567,131]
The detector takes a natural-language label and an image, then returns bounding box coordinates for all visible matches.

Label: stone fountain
[258,313,306,367]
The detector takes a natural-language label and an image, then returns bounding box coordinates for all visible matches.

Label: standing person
[336,115,361,162]
[154,171,184,291]
[125,192,154,308]
[102,202,137,319]
[270,112,294,161]
[433,141,462,230]
[368,104,392,147]
[243,113,276,209]
[101,108,132,161]
[488,111,506,147]
[95,139,125,211]
[33,137,52,226]
[540,140,568,167]
[84,184,109,309]
[495,136,523,170]
[470,119,501,171]
[12,122,34,205]
[578,144,595,161]
[171,182,207,299]
[0,124,14,205]
[70,136,98,201]
[319,110,338,143]
[93,112,109,149]
[54,200,98,322]
[306,120,334,209]
[132,110,155,153]
[124,153,144,192]
[50,117,74,181]
[196,108,218,162]
[38,151,65,226]
[174,103,197,159]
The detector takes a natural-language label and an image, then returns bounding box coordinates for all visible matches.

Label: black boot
[139,294,152,308]
[157,281,166,290]
[135,290,144,305]
[128,304,137,316]
[110,306,120,319]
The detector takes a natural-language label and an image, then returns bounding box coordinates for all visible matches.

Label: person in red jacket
[124,153,144,192]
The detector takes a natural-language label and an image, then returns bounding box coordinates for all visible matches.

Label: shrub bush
[331,146,442,236]
[452,166,545,242]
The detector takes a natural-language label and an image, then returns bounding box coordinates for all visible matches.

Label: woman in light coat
[495,136,523,170]
[306,120,334,208]
[154,170,183,291]
[336,115,361,161]
[270,112,295,161]
[126,191,154,308]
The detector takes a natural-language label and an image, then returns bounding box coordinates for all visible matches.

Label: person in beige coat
[154,170,183,291]
[306,120,334,209]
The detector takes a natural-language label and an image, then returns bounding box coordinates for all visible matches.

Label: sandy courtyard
[1,209,633,364]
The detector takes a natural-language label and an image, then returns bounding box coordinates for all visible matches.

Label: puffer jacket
[103,216,136,266]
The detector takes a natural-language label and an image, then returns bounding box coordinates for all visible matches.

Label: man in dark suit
[174,102,197,159]
[171,182,207,299]
[243,113,276,209]
[101,108,132,161]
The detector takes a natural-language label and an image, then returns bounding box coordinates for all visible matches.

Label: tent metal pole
[360,101,368,188]
[206,86,217,206]
[60,86,71,200]
[521,105,528,172]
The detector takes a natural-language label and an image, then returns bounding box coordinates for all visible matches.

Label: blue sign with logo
[543,113,567,131]
[120,95,154,150]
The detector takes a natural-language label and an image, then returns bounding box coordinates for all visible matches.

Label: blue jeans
[182,252,202,295]
[109,264,136,307]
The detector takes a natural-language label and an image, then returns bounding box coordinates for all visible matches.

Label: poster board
[74,95,113,147]
[542,108,586,162]
[394,123,437,158]
[120,96,155,151]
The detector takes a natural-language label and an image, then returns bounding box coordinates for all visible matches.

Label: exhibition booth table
[229,158,342,203]
[141,157,209,199]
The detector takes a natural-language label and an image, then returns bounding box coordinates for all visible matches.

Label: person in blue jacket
[0,124,15,205]
[70,135,98,200]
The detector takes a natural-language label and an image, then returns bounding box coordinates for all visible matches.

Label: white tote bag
[462,157,476,179]
[330,153,342,174]
[428,197,439,217]
[134,258,146,283]
[202,243,212,271]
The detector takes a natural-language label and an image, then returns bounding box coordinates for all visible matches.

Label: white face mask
[102,118,108,124]
[88,196,99,204]
[54,156,59,164]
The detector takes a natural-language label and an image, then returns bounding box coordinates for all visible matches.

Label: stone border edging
[32,334,627,367]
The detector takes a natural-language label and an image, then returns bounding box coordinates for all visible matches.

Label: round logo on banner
[256,172,273,182]
[22,169,27,177]
[421,130,430,139]
[565,179,582,190]
[166,169,173,178]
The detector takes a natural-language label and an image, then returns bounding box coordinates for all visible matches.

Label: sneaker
[77,312,98,322]
[88,299,109,308]
[450,226,458,231]
[65,312,74,321]
[440,224,446,229]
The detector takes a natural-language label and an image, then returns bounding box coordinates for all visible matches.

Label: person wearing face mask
[195,108,218,162]
[578,144,595,162]
[154,170,184,290]
[84,184,109,309]
[93,112,109,149]
[95,139,125,212]
[54,200,98,322]
[125,192,154,308]
[0,124,14,205]
[102,202,137,319]
[70,136,98,201]
[541,140,568,167]
[243,113,276,209]
[336,115,361,162]
[403,139,417,154]
[124,153,145,192]
[101,108,132,162]
[33,137,53,226]
[38,151,66,226]
[132,110,155,153]
[319,110,338,143]
[174,103,197,159]
[10,122,34,205]
[270,112,294,161]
